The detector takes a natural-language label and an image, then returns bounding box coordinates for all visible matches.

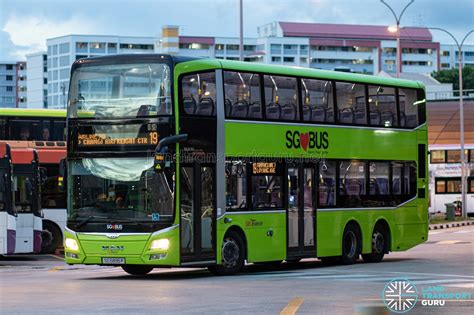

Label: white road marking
[453,230,474,234]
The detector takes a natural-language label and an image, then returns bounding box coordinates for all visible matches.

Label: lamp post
[239,0,244,61]
[380,0,415,77]
[426,28,473,219]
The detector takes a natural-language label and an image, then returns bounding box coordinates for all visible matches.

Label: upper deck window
[263,75,299,121]
[368,86,397,127]
[336,82,366,125]
[68,62,172,119]
[181,72,216,116]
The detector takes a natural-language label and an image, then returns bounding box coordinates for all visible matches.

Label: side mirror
[154,134,188,173]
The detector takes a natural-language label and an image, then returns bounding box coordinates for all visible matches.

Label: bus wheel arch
[209,226,246,276]
[41,220,63,254]
[341,220,362,265]
[362,219,391,263]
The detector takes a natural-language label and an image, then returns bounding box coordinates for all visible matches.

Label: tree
[432,66,474,91]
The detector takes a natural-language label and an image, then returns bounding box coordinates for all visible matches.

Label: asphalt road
[1,226,473,315]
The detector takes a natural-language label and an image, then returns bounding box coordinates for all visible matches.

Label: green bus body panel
[0,108,66,118]
[225,122,418,160]
[217,213,287,263]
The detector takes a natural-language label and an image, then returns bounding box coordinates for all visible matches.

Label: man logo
[102,245,124,253]
[382,278,418,313]
[106,233,120,239]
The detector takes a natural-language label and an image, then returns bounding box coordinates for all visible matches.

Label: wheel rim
[372,231,385,254]
[222,237,240,268]
[343,230,357,258]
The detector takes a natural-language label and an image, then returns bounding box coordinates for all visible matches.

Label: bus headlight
[65,238,79,251]
[150,238,169,251]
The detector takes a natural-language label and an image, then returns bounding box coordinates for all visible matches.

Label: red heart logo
[300,132,309,151]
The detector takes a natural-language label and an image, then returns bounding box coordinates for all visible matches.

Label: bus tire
[208,230,245,276]
[341,223,361,265]
[121,265,154,276]
[41,221,62,254]
[362,223,389,263]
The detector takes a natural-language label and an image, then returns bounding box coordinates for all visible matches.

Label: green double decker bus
[64,54,428,275]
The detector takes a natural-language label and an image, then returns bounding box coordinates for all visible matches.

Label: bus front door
[180,165,216,265]
[287,164,316,259]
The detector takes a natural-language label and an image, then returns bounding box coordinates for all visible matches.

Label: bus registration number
[102,257,125,264]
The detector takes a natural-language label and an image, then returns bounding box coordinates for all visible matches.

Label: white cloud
[3,14,100,59]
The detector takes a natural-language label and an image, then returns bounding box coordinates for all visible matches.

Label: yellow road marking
[48,254,64,261]
[437,240,462,245]
[280,297,304,315]
[48,266,64,272]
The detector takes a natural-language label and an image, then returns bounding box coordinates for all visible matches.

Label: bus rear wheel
[208,230,245,276]
[362,224,388,263]
[41,221,62,254]
[121,265,154,276]
[341,223,361,265]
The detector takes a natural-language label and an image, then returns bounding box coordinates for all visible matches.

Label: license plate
[102,257,125,264]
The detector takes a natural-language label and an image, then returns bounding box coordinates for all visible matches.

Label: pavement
[0,225,473,315]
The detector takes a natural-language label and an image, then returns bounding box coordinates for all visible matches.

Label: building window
[6,64,13,70]
[300,57,308,63]
[59,56,69,67]
[226,44,239,51]
[447,150,461,163]
[430,150,446,163]
[76,42,88,52]
[283,57,295,62]
[270,44,281,54]
[90,42,106,53]
[215,44,224,51]
[178,43,210,50]
[6,86,13,92]
[107,43,117,53]
[59,43,70,54]
[271,56,281,62]
[6,75,12,81]
[244,45,256,51]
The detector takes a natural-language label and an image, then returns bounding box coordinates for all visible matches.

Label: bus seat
[345,179,361,196]
[302,105,311,121]
[183,97,196,115]
[339,108,354,124]
[392,179,401,194]
[354,110,366,124]
[377,178,389,194]
[399,112,406,127]
[281,103,297,120]
[405,115,417,127]
[369,178,379,195]
[225,99,232,117]
[381,111,394,126]
[266,103,281,120]
[248,102,262,119]
[370,110,381,125]
[196,98,214,116]
[311,106,326,122]
[231,100,249,118]
[326,109,335,122]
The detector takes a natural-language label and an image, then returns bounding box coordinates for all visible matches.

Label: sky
[0,0,473,61]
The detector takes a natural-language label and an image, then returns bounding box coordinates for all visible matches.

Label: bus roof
[216,59,423,89]
[0,108,66,118]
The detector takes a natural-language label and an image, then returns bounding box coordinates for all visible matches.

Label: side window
[10,118,43,141]
[0,118,6,139]
[263,75,298,121]
[250,161,283,208]
[368,161,390,206]
[469,178,474,193]
[181,72,216,116]
[336,82,366,125]
[319,161,336,207]
[224,71,261,119]
[435,178,446,194]
[447,150,461,163]
[301,79,334,123]
[399,88,419,128]
[53,120,66,141]
[392,161,403,195]
[40,165,66,209]
[446,178,461,193]
[339,160,366,207]
[404,162,417,197]
[225,161,247,210]
[368,86,397,127]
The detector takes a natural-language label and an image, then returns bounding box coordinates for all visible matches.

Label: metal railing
[426,89,474,101]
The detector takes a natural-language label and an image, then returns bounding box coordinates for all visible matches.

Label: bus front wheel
[362,224,388,263]
[341,223,361,265]
[121,265,154,276]
[209,230,245,276]
[41,221,62,254]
